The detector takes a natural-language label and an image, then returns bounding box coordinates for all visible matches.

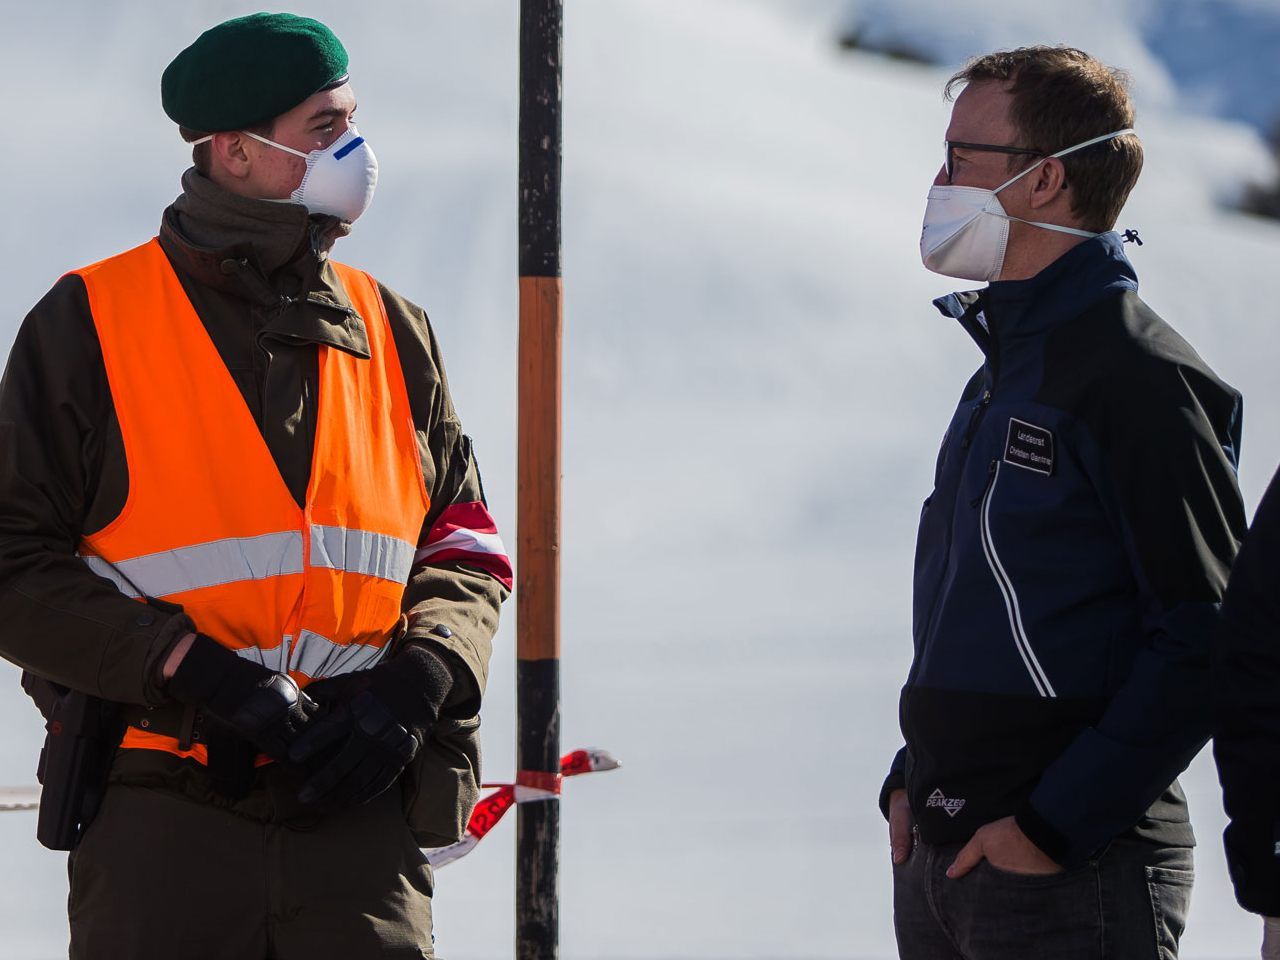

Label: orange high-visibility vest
[72,239,430,763]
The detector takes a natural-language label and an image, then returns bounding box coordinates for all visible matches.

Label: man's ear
[209,131,253,181]
[1026,156,1067,211]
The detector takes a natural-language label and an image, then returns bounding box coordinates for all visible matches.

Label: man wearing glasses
[880,46,1245,958]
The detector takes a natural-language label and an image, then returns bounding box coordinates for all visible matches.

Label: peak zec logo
[926,788,966,818]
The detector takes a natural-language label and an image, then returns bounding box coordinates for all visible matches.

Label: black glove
[167,633,319,761]
[289,645,454,808]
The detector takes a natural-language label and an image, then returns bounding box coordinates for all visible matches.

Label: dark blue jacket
[882,233,1246,867]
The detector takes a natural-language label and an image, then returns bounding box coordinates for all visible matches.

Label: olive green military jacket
[0,169,507,835]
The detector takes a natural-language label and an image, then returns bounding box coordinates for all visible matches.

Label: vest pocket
[353,578,404,642]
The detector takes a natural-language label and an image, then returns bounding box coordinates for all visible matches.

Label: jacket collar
[158,168,370,359]
[933,232,1139,356]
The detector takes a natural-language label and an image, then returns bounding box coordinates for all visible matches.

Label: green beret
[162,13,349,132]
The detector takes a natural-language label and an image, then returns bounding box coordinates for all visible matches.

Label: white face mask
[919,128,1134,282]
[196,126,378,223]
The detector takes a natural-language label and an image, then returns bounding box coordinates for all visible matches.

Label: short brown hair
[179,119,276,175]
[946,46,1143,232]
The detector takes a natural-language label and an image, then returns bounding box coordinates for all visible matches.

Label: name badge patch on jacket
[1004,418,1054,476]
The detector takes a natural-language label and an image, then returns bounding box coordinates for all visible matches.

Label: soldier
[0,13,511,958]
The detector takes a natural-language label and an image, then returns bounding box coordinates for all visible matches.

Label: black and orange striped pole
[516,1,563,958]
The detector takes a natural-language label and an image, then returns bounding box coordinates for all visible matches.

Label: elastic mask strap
[241,130,311,159]
[997,214,1099,239]
[185,131,311,159]
[993,128,1136,194]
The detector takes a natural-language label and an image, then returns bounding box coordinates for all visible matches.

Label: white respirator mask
[196,126,378,223]
[919,128,1134,282]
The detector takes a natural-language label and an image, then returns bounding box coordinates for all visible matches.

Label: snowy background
[4,1,1280,957]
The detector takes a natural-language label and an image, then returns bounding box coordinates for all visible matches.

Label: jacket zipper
[970,458,997,507]
[911,384,993,672]
[910,307,999,687]
[961,388,992,449]
[978,459,1056,698]
[908,389,994,689]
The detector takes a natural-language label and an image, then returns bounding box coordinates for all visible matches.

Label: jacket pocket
[978,459,1056,699]
[401,714,482,848]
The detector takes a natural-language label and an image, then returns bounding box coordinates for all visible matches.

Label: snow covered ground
[3,1,1280,958]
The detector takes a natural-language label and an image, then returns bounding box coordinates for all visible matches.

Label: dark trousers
[68,783,435,960]
[893,834,1193,960]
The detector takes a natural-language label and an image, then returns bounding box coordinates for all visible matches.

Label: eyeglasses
[945,140,1044,183]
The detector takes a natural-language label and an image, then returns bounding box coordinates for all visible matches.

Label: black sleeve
[1215,463,1280,915]
[0,276,188,704]
[1019,334,1246,866]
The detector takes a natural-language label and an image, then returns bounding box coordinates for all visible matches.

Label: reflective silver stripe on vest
[81,531,305,599]
[233,633,387,679]
[81,556,143,598]
[309,525,416,584]
[288,629,390,679]
[234,640,291,674]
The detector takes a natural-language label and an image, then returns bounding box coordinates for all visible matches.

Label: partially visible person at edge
[880,46,1245,959]
[0,14,511,959]
[1215,464,1280,960]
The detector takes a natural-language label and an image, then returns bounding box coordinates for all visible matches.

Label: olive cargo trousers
[68,782,436,959]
